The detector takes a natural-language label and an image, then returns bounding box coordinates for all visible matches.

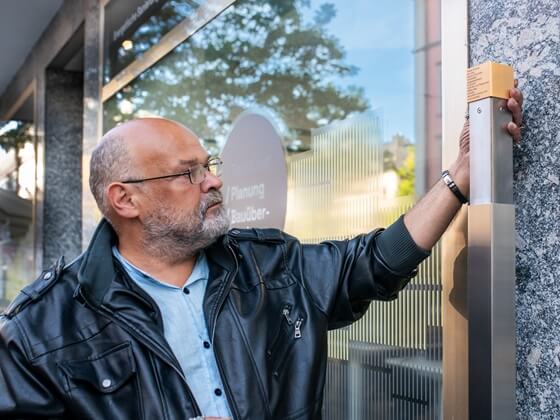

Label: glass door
[102,0,446,417]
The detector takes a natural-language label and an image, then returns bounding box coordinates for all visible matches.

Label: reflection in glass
[104,0,369,151]
[104,0,207,81]
[0,121,36,308]
[103,0,442,418]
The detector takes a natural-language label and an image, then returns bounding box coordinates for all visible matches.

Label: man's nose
[200,171,223,192]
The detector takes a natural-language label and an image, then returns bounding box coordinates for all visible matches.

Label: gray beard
[141,189,230,263]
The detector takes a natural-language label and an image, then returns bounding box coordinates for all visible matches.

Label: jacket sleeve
[0,316,65,418]
[296,215,430,329]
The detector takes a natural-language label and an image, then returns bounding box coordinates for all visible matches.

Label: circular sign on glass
[220,110,288,229]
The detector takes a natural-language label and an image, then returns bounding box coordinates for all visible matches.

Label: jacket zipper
[76,288,202,418]
[267,304,293,358]
[210,243,241,420]
[283,307,294,326]
[272,316,306,377]
[294,318,303,339]
[281,307,304,339]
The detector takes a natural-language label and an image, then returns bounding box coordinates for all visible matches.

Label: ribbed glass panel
[286,113,442,420]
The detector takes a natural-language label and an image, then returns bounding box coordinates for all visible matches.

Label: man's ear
[106,182,140,219]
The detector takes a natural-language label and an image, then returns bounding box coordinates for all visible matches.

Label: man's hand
[403,82,524,251]
[451,81,524,197]
[462,81,523,151]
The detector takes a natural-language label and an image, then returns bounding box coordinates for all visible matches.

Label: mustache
[200,189,223,213]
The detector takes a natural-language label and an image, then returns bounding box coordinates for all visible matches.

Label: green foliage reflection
[104,0,369,150]
[0,121,33,195]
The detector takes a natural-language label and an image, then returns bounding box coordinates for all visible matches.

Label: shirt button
[214,388,223,396]
[203,341,211,349]
[183,288,190,295]
[102,379,112,388]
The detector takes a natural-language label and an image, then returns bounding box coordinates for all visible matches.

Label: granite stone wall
[469,1,560,418]
[44,69,83,267]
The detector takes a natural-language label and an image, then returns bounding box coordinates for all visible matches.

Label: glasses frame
[120,157,223,185]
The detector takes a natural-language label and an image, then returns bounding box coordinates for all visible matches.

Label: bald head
[89,118,201,220]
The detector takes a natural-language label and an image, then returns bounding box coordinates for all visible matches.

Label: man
[0,88,522,419]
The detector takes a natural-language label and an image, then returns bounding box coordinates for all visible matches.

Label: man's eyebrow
[178,159,198,166]
[177,156,210,167]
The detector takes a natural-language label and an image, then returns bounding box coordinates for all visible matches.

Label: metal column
[467,95,516,419]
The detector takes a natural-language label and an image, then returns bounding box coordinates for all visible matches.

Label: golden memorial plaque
[467,61,514,103]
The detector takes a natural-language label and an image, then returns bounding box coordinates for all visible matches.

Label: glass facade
[103,0,443,417]
[0,120,36,308]
[104,0,208,82]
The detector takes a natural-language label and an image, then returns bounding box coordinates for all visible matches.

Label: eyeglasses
[121,157,223,185]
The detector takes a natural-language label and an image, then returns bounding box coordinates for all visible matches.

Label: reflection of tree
[383,133,415,197]
[0,121,32,194]
[396,145,415,196]
[383,150,396,172]
[104,0,369,148]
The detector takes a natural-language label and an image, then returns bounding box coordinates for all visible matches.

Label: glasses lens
[189,159,222,184]
[190,164,206,184]
[208,159,222,177]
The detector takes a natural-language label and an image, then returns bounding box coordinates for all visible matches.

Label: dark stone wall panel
[44,69,83,266]
[469,0,560,417]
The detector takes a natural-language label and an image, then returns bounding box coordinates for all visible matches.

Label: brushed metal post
[469,98,513,205]
[467,97,516,420]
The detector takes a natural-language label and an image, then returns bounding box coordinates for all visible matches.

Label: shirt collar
[111,245,208,290]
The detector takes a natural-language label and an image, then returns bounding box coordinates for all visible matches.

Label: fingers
[508,86,523,107]
[506,81,524,142]
[507,96,523,127]
[507,85,523,130]
[459,119,470,154]
[460,119,470,140]
[507,121,522,144]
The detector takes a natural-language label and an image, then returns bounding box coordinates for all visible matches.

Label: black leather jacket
[0,218,427,419]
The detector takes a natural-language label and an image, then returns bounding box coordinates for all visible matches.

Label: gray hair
[89,134,134,219]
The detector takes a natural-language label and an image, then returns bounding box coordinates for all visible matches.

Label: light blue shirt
[112,246,232,418]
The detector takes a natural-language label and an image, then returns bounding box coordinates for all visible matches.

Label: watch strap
[441,170,468,204]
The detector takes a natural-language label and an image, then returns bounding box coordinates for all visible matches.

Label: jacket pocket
[266,305,305,379]
[232,244,296,292]
[58,341,136,393]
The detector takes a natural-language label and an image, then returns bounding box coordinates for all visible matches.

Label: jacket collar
[77,219,118,307]
[77,218,236,306]
[205,234,236,272]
